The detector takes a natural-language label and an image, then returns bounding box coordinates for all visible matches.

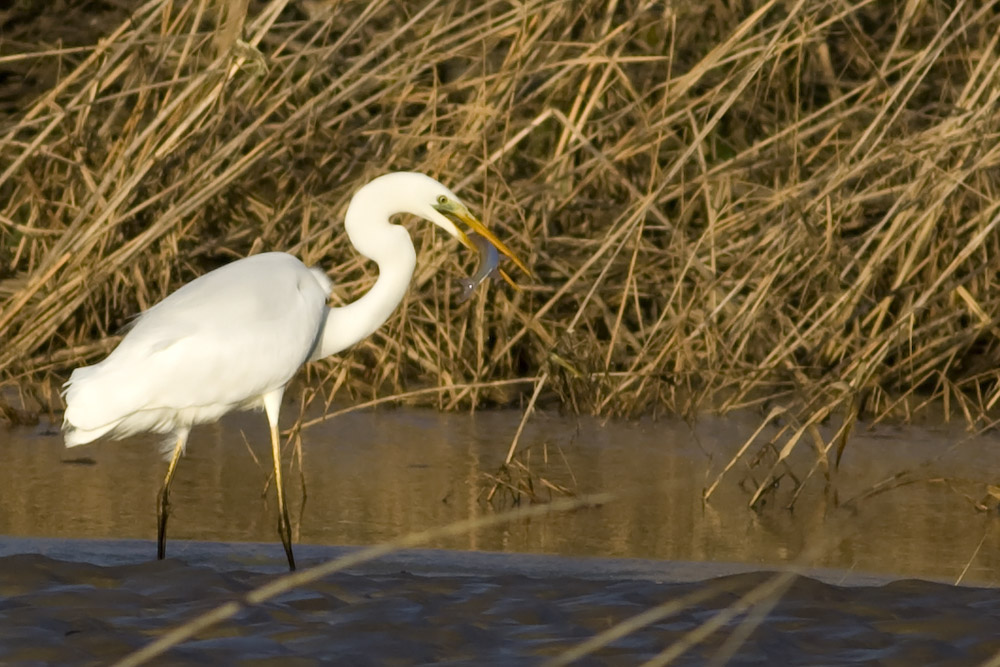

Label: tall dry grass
[3,0,1000,493]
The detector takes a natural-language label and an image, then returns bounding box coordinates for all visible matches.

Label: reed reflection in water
[2,407,999,585]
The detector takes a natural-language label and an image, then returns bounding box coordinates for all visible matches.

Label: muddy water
[3,408,1000,664]
[3,408,1000,585]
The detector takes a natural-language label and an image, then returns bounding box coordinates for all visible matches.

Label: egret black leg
[157,432,186,560]
[269,422,296,571]
[263,388,295,571]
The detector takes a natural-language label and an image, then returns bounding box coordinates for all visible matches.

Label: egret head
[431,192,530,275]
[357,172,529,276]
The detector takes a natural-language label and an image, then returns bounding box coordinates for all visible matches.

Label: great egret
[62,171,528,570]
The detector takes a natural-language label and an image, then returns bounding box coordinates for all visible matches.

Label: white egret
[62,172,528,570]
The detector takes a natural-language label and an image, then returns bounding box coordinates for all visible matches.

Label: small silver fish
[458,232,501,303]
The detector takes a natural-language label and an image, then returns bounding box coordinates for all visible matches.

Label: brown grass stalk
[3,0,1000,494]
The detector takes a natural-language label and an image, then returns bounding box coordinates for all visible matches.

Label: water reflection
[2,407,999,585]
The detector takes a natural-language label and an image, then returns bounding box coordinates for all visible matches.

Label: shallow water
[3,407,1000,584]
[0,410,1000,585]
[3,407,1000,663]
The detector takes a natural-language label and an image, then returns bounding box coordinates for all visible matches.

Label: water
[3,406,999,586]
[3,407,1000,664]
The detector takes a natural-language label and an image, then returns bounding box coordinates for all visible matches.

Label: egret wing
[64,253,330,438]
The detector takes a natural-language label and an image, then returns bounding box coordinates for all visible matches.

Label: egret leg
[156,429,188,560]
[263,389,295,571]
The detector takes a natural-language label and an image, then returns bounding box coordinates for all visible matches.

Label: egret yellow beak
[434,199,531,276]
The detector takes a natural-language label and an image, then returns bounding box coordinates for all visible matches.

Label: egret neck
[311,183,419,360]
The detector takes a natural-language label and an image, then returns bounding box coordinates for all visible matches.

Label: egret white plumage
[62,172,528,570]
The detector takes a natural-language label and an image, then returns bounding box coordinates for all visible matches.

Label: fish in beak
[433,198,531,277]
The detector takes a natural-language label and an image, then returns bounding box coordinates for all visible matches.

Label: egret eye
[437,195,448,205]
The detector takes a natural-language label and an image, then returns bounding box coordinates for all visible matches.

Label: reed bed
[3,0,1000,491]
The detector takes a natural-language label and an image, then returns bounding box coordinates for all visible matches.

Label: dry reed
[3,0,1000,493]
